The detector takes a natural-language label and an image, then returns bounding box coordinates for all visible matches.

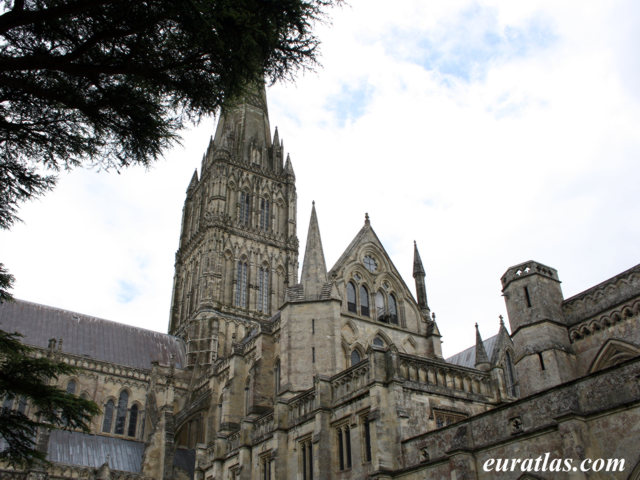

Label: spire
[211,80,272,163]
[273,126,279,145]
[413,242,429,311]
[187,169,199,193]
[300,202,328,299]
[413,241,425,277]
[284,153,295,178]
[474,323,490,371]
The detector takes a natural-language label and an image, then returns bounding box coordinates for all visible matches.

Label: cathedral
[1,86,640,480]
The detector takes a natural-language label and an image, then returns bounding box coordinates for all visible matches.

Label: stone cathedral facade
[1,87,640,480]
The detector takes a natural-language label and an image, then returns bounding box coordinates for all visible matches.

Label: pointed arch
[388,293,398,324]
[341,320,358,344]
[589,339,640,373]
[257,261,270,313]
[66,379,77,394]
[235,256,249,308]
[114,390,129,435]
[350,349,362,366]
[360,285,370,317]
[375,290,386,322]
[371,330,393,348]
[346,282,357,313]
[127,403,139,438]
[102,398,115,433]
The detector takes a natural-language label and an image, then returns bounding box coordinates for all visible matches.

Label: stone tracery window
[239,191,251,226]
[235,260,248,308]
[300,436,313,480]
[258,266,269,313]
[360,285,370,317]
[346,282,357,313]
[128,404,139,437]
[66,379,76,394]
[114,390,129,435]
[260,198,270,231]
[388,294,398,324]
[350,349,361,366]
[336,424,352,470]
[102,399,114,433]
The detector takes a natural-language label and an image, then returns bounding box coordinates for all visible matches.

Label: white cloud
[1,0,639,357]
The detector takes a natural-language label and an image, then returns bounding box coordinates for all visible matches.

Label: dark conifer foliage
[0,0,339,227]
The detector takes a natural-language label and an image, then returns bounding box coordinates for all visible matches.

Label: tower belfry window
[235,260,248,308]
[258,267,269,312]
[239,191,251,226]
[260,198,270,231]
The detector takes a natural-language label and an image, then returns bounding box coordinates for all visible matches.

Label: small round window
[363,255,377,273]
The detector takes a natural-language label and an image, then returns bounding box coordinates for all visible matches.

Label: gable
[328,222,417,306]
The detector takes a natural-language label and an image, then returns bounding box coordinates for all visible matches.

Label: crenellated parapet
[500,260,560,290]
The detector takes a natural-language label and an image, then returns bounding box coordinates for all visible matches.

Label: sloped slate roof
[446,334,499,369]
[47,430,144,473]
[0,299,186,370]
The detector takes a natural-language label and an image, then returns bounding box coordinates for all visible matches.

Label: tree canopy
[0,0,340,229]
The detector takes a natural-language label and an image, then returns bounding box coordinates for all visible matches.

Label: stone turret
[501,260,575,396]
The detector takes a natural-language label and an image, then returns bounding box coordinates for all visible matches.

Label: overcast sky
[1,0,639,358]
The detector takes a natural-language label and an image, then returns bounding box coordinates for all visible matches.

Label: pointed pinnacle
[475,323,490,367]
[413,242,426,277]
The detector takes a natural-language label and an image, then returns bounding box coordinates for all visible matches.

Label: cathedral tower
[168,85,299,367]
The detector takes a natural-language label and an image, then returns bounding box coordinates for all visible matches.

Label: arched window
[360,286,370,317]
[389,294,398,324]
[66,380,76,395]
[373,336,384,347]
[235,260,248,308]
[239,191,251,226]
[114,390,129,435]
[505,351,517,397]
[127,404,139,437]
[350,350,361,366]
[375,291,386,322]
[102,399,114,433]
[346,282,357,313]
[260,198,270,231]
[258,266,269,313]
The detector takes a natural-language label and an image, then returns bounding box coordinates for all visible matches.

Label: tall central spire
[211,82,276,167]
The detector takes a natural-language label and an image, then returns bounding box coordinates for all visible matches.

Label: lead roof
[0,299,186,370]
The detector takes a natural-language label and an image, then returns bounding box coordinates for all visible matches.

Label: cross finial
[365,212,370,225]
[499,314,504,326]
